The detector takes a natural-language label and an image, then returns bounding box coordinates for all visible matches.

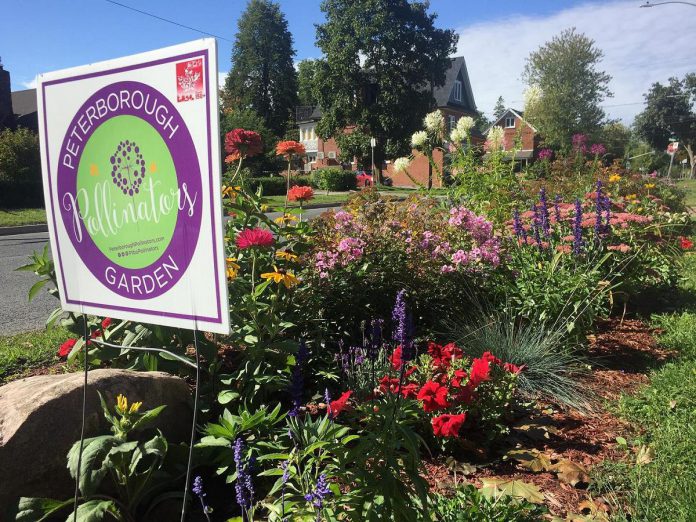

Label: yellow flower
[261,267,300,288]
[274,214,298,225]
[275,250,299,262]
[128,401,142,414]
[260,204,269,212]
[116,394,128,414]
[609,174,621,183]
[627,194,637,200]
[645,183,656,189]
[226,257,240,280]
[222,185,240,198]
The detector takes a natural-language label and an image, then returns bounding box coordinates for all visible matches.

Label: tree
[297,59,321,106]
[601,122,631,162]
[522,28,612,150]
[474,111,492,134]
[223,0,298,136]
[634,74,696,177]
[314,0,458,183]
[493,96,506,120]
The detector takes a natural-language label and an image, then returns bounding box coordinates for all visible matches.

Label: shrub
[311,167,356,192]
[245,174,312,196]
[0,127,43,208]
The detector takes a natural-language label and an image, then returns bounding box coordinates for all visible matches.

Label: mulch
[421,318,670,518]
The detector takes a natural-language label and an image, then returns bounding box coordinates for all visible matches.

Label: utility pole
[370,136,377,186]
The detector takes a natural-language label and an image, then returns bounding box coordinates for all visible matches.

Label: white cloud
[456,0,696,124]
[21,78,37,89]
[218,71,227,89]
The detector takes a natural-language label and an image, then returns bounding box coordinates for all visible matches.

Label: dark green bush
[245,175,312,196]
[0,127,43,208]
[311,168,356,191]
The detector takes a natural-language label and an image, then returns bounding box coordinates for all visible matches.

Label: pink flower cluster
[448,207,494,242]
[315,236,365,278]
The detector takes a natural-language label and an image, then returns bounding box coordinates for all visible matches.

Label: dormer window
[453,80,462,102]
[504,116,515,128]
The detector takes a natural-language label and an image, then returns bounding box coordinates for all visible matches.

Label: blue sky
[2,1,695,122]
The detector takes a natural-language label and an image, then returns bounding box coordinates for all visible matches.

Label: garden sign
[37,39,229,334]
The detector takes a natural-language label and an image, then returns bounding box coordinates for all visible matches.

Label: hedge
[246,175,313,196]
[311,168,356,192]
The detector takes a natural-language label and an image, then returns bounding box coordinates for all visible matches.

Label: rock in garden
[0,369,192,516]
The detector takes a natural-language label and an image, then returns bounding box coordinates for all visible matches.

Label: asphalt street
[0,206,333,335]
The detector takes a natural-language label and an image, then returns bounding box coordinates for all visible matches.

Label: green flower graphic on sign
[76,115,178,270]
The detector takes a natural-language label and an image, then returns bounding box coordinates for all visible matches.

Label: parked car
[355,170,373,187]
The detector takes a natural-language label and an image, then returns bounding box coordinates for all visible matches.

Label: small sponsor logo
[176,59,205,102]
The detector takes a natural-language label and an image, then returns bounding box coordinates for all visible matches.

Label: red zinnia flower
[329,391,352,418]
[58,338,77,357]
[431,413,466,438]
[680,236,693,250]
[417,380,450,412]
[236,228,275,249]
[288,185,314,202]
[276,140,306,158]
[224,129,263,160]
[101,317,112,329]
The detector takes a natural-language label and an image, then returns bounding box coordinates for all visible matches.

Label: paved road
[0,206,334,335]
[0,232,57,335]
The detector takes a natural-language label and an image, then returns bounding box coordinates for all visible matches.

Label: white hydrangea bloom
[393,157,411,173]
[423,110,444,133]
[411,130,428,148]
[487,126,505,151]
[456,116,475,135]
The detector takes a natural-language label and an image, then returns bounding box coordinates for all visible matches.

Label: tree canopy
[634,74,696,177]
[314,0,458,177]
[223,0,298,137]
[523,28,612,150]
[297,59,321,107]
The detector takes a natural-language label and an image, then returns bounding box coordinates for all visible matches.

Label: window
[449,115,456,133]
[328,151,337,159]
[505,116,515,128]
[317,152,325,160]
[453,80,462,102]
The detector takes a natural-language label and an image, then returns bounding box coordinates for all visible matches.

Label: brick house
[487,108,539,166]
[297,56,480,187]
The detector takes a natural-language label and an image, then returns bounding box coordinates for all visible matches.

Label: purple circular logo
[57,81,202,300]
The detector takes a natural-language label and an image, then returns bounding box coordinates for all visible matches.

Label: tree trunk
[685,144,695,179]
[427,159,433,190]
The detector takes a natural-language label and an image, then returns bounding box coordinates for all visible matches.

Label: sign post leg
[72,316,90,522]
[180,330,202,521]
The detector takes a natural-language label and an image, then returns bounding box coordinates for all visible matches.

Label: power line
[104,0,234,43]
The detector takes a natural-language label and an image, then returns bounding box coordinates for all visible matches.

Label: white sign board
[37,39,230,334]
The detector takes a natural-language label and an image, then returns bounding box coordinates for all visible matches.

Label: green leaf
[218,390,240,405]
[67,435,120,496]
[130,405,166,432]
[28,279,47,301]
[480,478,545,504]
[65,499,119,522]
[15,497,73,522]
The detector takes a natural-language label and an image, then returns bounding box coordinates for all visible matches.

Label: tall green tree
[314,0,458,182]
[224,0,298,136]
[634,74,696,177]
[522,28,612,150]
[601,122,631,162]
[493,96,506,120]
[297,59,321,106]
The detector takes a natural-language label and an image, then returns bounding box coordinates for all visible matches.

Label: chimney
[0,58,14,129]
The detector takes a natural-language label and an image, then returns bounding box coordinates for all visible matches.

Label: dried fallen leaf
[506,449,553,472]
[554,459,591,487]
[669,400,677,410]
[479,477,545,504]
[635,445,654,465]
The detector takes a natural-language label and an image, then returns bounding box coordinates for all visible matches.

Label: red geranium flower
[329,391,352,419]
[58,338,77,357]
[276,140,306,158]
[236,228,275,249]
[417,380,450,412]
[288,185,315,202]
[431,413,466,438]
[468,357,492,389]
[680,236,693,250]
[224,129,263,160]
[101,317,112,329]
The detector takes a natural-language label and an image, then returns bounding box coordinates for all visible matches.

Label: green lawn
[0,208,47,227]
[0,327,71,384]
[676,179,696,208]
[262,193,349,210]
[592,253,696,521]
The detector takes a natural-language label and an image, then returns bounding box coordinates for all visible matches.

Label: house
[11,88,39,132]
[487,108,539,165]
[296,56,480,187]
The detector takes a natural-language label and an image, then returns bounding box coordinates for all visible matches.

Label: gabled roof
[433,56,477,113]
[487,107,538,134]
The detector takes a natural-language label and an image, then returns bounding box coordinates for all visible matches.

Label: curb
[0,224,48,236]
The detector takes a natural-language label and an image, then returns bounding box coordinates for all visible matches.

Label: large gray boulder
[0,369,192,518]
